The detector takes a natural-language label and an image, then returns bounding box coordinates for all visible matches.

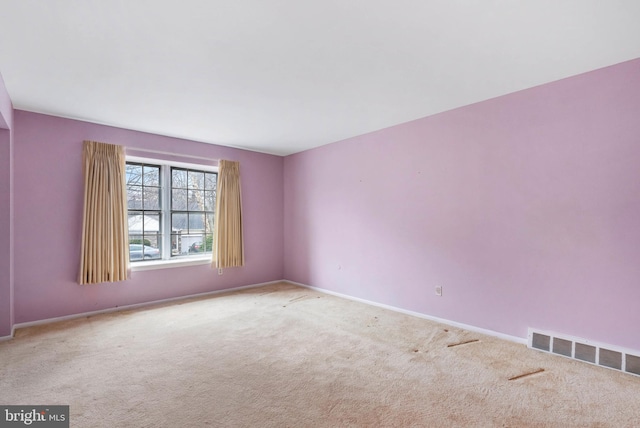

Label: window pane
[143,187,161,210]
[172,213,188,231]
[142,235,161,260]
[144,213,161,234]
[186,234,205,254]
[204,191,215,211]
[205,213,215,233]
[173,233,191,256]
[188,190,205,210]
[172,189,187,210]
[128,212,143,234]
[188,171,205,190]
[128,234,143,261]
[203,234,212,252]
[171,234,181,256]
[127,185,142,210]
[126,164,142,186]
[205,173,217,191]
[172,169,187,189]
[129,235,143,245]
[188,213,205,232]
[143,165,160,186]
[142,235,158,248]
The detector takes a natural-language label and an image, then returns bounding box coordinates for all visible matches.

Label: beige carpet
[1,282,639,427]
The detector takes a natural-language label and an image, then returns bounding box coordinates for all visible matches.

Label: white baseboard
[0,326,16,342]
[9,280,282,335]
[4,278,527,346]
[286,280,527,346]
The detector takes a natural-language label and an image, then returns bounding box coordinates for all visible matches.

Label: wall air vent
[528,328,640,377]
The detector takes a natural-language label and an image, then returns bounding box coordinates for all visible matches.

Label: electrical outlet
[435,286,442,296]
[218,268,223,275]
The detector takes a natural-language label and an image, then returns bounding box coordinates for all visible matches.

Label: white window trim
[126,155,218,271]
[130,255,211,271]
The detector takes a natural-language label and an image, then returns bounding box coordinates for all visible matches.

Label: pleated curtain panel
[78,140,130,284]
[212,160,245,269]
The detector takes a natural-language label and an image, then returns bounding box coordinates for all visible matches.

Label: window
[170,168,217,257]
[125,158,217,264]
[126,163,162,260]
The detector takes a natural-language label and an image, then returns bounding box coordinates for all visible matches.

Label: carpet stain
[366,316,380,328]
[508,368,546,381]
[447,339,480,348]
[283,294,318,307]
[286,295,320,305]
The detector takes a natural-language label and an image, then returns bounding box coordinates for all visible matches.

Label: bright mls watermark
[0,406,68,427]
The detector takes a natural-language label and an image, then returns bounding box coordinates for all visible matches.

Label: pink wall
[0,72,14,337]
[13,111,284,323]
[284,58,640,350]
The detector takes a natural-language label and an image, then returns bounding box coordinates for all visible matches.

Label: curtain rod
[126,147,219,163]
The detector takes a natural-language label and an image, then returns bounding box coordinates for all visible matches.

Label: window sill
[130,256,212,271]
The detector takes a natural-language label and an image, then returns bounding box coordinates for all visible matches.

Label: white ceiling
[1,1,639,156]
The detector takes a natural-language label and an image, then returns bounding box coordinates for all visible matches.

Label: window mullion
[162,164,172,260]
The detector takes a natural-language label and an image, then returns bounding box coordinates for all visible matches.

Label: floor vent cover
[528,328,640,377]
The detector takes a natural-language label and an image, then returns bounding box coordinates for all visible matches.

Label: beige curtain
[212,160,244,268]
[78,140,129,284]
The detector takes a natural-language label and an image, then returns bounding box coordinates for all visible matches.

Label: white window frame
[126,155,218,271]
